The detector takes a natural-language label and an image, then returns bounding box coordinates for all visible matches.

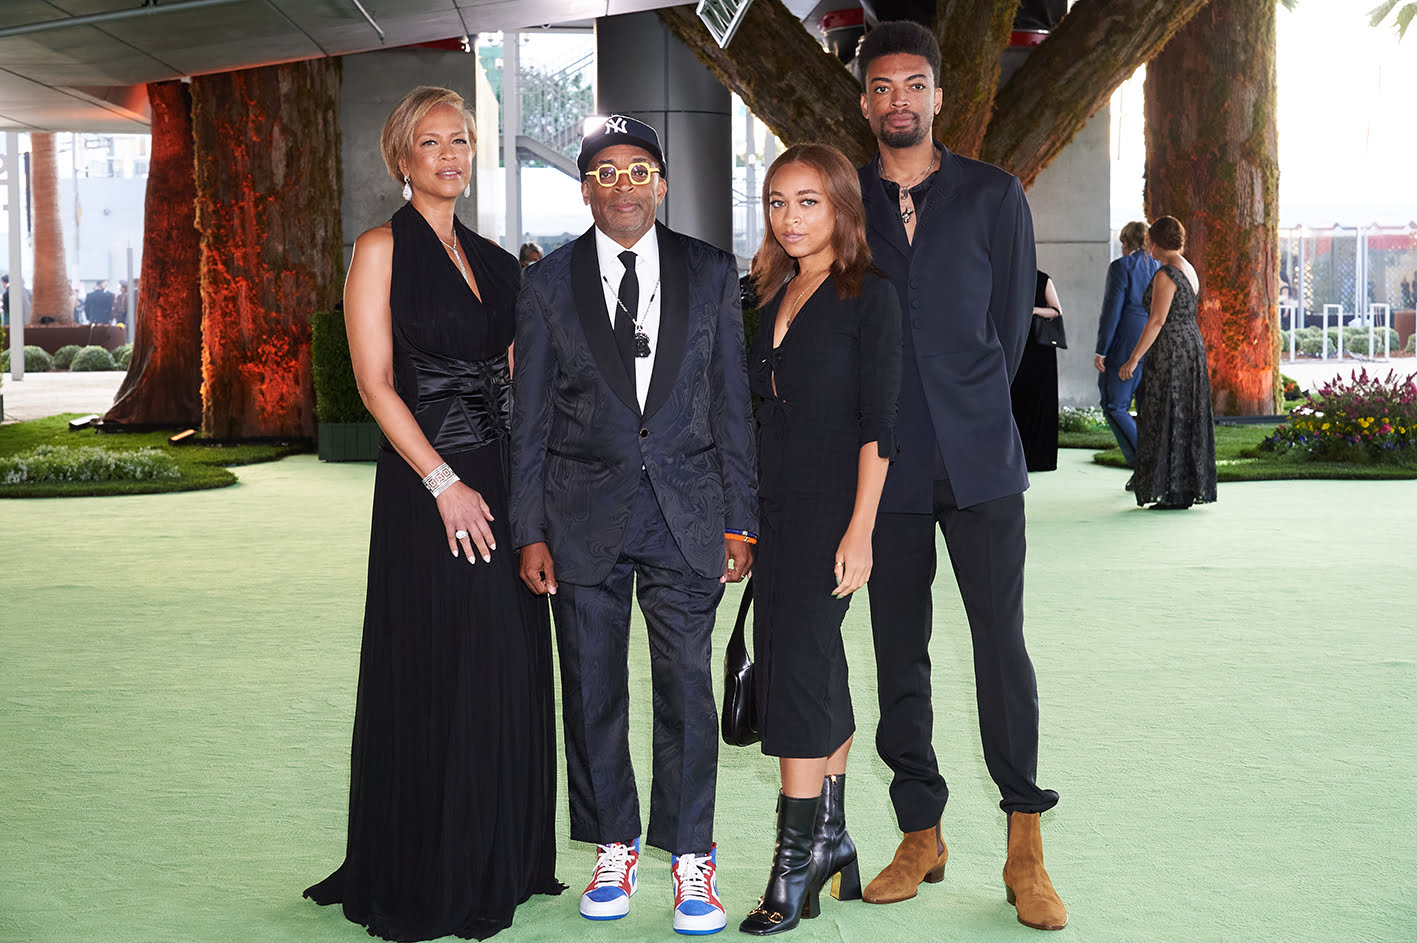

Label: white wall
[1028,108,1112,407]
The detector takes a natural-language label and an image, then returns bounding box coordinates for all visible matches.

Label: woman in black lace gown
[739,144,901,935]
[1119,216,1217,509]
[304,86,561,941]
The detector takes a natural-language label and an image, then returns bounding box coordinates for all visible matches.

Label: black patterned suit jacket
[510,223,757,586]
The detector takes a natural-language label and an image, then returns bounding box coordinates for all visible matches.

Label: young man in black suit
[854,21,1066,930]
[510,115,756,936]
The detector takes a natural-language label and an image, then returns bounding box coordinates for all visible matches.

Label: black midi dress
[747,271,901,758]
[1010,270,1060,472]
[305,204,562,941]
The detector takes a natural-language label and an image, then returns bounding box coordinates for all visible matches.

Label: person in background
[1118,215,1217,510]
[113,282,130,330]
[84,280,114,324]
[1095,221,1159,471]
[1010,271,1064,472]
[518,242,543,267]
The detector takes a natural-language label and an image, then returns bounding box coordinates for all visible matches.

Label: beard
[875,110,929,149]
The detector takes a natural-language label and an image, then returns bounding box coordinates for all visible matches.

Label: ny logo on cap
[604,116,629,135]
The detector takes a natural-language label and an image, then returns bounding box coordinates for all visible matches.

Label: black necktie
[615,250,639,378]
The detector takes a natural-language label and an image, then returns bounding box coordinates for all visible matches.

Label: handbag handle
[726,577,753,659]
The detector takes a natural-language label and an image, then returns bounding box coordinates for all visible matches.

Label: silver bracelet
[422,462,459,497]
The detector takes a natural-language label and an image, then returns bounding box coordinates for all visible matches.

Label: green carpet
[2,452,1413,943]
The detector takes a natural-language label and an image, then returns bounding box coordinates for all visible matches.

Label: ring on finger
[455,529,470,539]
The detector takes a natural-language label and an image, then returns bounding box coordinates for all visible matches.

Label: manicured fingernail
[482,554,491,563]
[489,543,497,550]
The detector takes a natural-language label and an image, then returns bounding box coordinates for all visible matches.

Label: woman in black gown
[739,144,901,936]
[1009,271,1064,472]
[1119,215,1217,509]
[304,86,561,941]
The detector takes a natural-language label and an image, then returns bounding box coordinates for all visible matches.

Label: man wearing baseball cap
[510,114,757,935]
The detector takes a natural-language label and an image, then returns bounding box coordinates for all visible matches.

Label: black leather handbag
[1030,311,1068,349]
[720,578,759,747]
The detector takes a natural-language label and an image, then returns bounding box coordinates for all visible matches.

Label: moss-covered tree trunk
[191,59,342,440]
[657,1,876,165]
[29,133,73,324]
[658,0,1209,186]
[1145,0,1280,415]
[932,0,1019,159]
[105,82,203,428]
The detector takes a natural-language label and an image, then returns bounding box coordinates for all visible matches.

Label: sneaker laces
[590,843,635,888]
[674,853,713,902]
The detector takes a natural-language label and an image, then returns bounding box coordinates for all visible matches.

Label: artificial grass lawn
[1064,424,1417,481]
[0,414,308,497]
[3,452,1414,943]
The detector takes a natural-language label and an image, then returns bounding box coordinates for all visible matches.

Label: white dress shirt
[595,225,662,409]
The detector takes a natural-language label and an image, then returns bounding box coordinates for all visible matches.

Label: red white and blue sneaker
[671,843,727,935]
[580,838,639,920]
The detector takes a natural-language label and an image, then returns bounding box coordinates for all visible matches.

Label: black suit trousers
[868,477,1058,830]
[550,470,723,856]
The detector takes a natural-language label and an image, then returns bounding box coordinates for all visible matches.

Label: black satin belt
[407,349,513,453]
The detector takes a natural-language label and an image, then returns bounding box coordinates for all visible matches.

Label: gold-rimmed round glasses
[585,162,659,188]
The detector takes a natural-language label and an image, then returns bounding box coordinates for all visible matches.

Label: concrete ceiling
[0,0,681,131]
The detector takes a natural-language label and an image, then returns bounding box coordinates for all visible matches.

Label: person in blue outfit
[1094,220,1160,469]
[510,114,757,936]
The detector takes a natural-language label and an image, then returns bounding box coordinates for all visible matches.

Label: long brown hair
[751,144,874,302]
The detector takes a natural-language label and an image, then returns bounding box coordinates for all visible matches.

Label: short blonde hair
[380,86,477,185]
[1119,220,1148,253]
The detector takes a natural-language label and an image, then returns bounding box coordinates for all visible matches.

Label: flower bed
[1260,368,1417,464]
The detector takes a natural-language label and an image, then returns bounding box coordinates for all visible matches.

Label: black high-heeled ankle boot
[740,793,820,935]
[811,773,862,902]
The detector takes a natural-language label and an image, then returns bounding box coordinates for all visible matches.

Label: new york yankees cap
[577,114,667,179]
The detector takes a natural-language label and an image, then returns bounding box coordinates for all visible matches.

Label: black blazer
[510,223,758,585]
[859,145,1036,511]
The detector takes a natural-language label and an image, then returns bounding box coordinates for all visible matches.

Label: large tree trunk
[660,0,1208,186]
[28,133,73,324]
[657,1,876,165]
[984,0,1210,187]
[105,82,203,428]
[932,0,1019,159]
[191,59,342,440]
[1145,0,1280,415]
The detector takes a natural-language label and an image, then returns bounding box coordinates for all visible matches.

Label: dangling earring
[401,175,412,200]
[463,181,471,199]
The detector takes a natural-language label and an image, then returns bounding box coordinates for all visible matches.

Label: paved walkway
[1,370,124,423]
[2,356,1412,427]
[1282,354,1417,391]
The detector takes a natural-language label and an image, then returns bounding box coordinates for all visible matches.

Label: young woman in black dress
[304,86,561,941]
[739,143,902,935]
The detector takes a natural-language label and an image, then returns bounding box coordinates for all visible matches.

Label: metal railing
[1279,224,1417,363]
[512,53,594,163]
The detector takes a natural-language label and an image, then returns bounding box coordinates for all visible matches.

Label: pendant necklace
[438,233,469,283]
[881,150,938,226]
[603,273,662,357]
[785,270,830,327]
